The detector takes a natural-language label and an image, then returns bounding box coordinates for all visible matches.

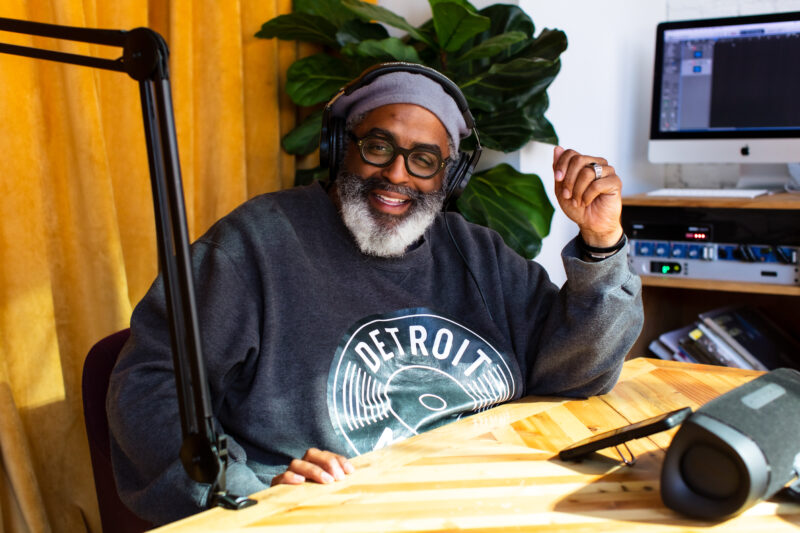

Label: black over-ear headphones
[319,62,482,204]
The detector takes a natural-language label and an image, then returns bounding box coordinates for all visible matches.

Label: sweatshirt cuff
[561,236,641,295]
[222,460,269,500]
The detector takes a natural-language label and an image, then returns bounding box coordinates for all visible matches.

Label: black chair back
[82,329,153,532]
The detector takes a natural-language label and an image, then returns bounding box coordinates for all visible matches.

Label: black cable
[444,213,495,324]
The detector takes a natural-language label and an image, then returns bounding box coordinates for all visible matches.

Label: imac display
[648,12,800,166]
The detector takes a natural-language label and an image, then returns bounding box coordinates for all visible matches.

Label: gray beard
[336,171,445,257]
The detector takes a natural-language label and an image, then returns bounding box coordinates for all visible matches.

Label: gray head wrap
[329,71,469,151]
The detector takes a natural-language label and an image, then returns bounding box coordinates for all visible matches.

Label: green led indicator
[651,262,683,275]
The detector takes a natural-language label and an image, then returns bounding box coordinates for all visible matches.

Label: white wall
[518,0,667,284]
[378,0,800,285]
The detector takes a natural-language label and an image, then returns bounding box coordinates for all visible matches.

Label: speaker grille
[699,368,800,497]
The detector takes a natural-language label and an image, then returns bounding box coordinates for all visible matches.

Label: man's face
[335,103,452,257]
[344,104,449,210]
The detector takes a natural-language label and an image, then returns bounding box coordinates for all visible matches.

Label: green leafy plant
[257,0,566,259]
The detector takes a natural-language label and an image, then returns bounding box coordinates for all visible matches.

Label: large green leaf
[341,0,435,47]
[453,31,527,63]
[519,28,568,61]
[336,19,389,47]
[467,29,566,111]
[476,3,535,40]
[471,93,558,152]
[294,0,357,27]
[431,2,490,53]
[460,56,561,113]
[449,3,536,76]
[255,13,339,47]
[457,163,554,259]
[462,56,558,91]
[429,0,477,10]
[341,38,422,63]
[286,54,354,106]
[281,109,323,155]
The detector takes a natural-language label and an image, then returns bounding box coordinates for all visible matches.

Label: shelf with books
[644,304,800,372]
[631,280,800,364]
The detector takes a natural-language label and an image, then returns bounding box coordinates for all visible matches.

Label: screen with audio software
[653,13,800,138]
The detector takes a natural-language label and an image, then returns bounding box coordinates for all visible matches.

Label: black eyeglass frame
[348,132,447,179]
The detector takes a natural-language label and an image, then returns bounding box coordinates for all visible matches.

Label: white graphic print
[327,309,521,456]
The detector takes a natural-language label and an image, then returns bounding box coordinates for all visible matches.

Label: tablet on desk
[558,406,692,462]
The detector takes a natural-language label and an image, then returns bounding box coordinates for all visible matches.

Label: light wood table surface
[155,358,800,532]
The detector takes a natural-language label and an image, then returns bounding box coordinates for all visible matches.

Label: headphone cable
[443,212,495,324]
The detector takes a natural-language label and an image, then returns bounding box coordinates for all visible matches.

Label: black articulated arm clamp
[0,17,256,512]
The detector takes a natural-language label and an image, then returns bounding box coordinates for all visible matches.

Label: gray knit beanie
[329,71,469,150]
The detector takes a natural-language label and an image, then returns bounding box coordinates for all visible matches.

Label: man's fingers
[303,448,343,480]
[561,154,591,201]
[575,164,617,206]
[559,154,609,204]
[580,172,622,206]
[270,470,306,486]
[553,145,566,181]
[340,456,355,475]
[272,448,356,487]
[302,448,355,481]
[289,457,336,484]
[570,165,599,206]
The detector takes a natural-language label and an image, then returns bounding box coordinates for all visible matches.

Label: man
[107,64,643,525]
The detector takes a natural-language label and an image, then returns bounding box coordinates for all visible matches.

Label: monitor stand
[735,163,797,191]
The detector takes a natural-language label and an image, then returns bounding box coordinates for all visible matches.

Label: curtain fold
[0,1,297,531]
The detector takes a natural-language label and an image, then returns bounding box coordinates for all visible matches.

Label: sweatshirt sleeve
[524,237,644,397]
[106,240,269,525]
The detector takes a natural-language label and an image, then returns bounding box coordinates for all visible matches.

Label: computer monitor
[648,11,800,172]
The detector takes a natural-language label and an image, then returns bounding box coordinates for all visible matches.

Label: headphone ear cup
[320,114,345,182]
[319,108,333,169]
[328,117,346,182]
[444,152,472,205]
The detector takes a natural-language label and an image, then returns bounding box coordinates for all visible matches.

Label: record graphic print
[327,309,521,455]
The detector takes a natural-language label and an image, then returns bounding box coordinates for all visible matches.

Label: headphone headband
[339,62,475,128]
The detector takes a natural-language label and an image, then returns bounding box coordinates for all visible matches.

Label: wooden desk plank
[154,359,799,532]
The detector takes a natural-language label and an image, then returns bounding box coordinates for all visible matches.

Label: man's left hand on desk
[271,447,355,486]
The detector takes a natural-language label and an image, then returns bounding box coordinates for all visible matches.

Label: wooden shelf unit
[623,192,800,359]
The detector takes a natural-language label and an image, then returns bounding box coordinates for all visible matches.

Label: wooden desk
[155,359,800,532]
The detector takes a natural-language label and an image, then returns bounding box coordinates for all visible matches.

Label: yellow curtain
[0,0,297,531]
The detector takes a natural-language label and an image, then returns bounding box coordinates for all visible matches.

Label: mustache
[354,175,427,201]
[336,171,446,218]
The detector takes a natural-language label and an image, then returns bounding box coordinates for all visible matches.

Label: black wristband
[578,233,626,261]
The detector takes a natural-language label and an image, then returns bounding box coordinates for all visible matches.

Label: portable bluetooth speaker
[661,367,800,520]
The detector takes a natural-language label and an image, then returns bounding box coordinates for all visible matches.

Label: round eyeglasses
[350,133,446,179]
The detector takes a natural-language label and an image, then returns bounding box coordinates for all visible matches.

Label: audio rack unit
[622,203,800,287]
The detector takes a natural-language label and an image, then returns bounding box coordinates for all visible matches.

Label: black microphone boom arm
[0,17,256,512]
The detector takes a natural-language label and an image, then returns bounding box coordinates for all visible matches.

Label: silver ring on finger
[587,162,602,180]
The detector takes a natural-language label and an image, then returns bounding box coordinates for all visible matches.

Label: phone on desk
[558,406,692,461]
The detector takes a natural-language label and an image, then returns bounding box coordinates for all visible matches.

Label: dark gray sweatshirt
[107,181,643,524]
